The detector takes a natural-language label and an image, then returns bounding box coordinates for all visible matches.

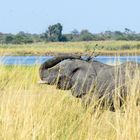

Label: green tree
[71,29,79,35]
[13,32,34,44]
[5,34,14,44]
[46,23,63,42]
[14,34,25,44]
[79,30,93,41]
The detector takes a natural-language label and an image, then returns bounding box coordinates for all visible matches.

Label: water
[0,56,140,65]
[0,56,53,65]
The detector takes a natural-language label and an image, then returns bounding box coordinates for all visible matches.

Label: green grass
[0,41,140,56]
[0,65,140,140]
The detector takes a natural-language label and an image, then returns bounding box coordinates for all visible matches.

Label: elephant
[39,55,111,96]
[39,55,140,110]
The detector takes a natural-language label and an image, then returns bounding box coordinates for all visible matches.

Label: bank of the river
[0,41,140,56]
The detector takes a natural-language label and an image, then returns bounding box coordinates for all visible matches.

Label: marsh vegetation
[0,65,139,140]
[0,41,140,56]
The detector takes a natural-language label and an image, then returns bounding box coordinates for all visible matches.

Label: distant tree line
[1,23,140,44]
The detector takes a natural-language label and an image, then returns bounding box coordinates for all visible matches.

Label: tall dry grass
[0,64,140,140]
[0,41,140,56]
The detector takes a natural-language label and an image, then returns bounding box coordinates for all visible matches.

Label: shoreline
[0,51,140,56]
[0,41,140,56]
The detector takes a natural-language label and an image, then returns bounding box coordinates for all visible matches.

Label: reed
[0,41,140,56]
[0,64,139,140]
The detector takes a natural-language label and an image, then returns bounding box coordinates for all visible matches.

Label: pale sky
[0,0,140,34]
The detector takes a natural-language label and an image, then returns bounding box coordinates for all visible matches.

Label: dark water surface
[0,56,140,65]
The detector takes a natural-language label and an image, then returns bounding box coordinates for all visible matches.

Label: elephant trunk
[39,55,81,80]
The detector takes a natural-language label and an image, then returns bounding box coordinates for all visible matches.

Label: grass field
[0,65,140,140]
[0,41,140,56]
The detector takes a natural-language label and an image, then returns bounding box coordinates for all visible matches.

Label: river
[0,56,140,65]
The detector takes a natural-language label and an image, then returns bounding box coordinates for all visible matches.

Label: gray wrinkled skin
[39,56,140,110]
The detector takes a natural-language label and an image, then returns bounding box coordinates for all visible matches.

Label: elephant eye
[89,73,96,77]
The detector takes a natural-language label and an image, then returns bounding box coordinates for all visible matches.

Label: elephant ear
[71,64,98,98]
[56,66,81,90]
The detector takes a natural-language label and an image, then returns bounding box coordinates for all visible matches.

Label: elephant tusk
[37,80,48,84]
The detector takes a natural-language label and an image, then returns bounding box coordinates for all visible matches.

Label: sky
[0,0,140,34]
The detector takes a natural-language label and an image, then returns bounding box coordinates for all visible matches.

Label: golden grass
[0,65,140,140]
[0,41,140,56]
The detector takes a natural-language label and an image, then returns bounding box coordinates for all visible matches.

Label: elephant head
[39,55,81,85]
